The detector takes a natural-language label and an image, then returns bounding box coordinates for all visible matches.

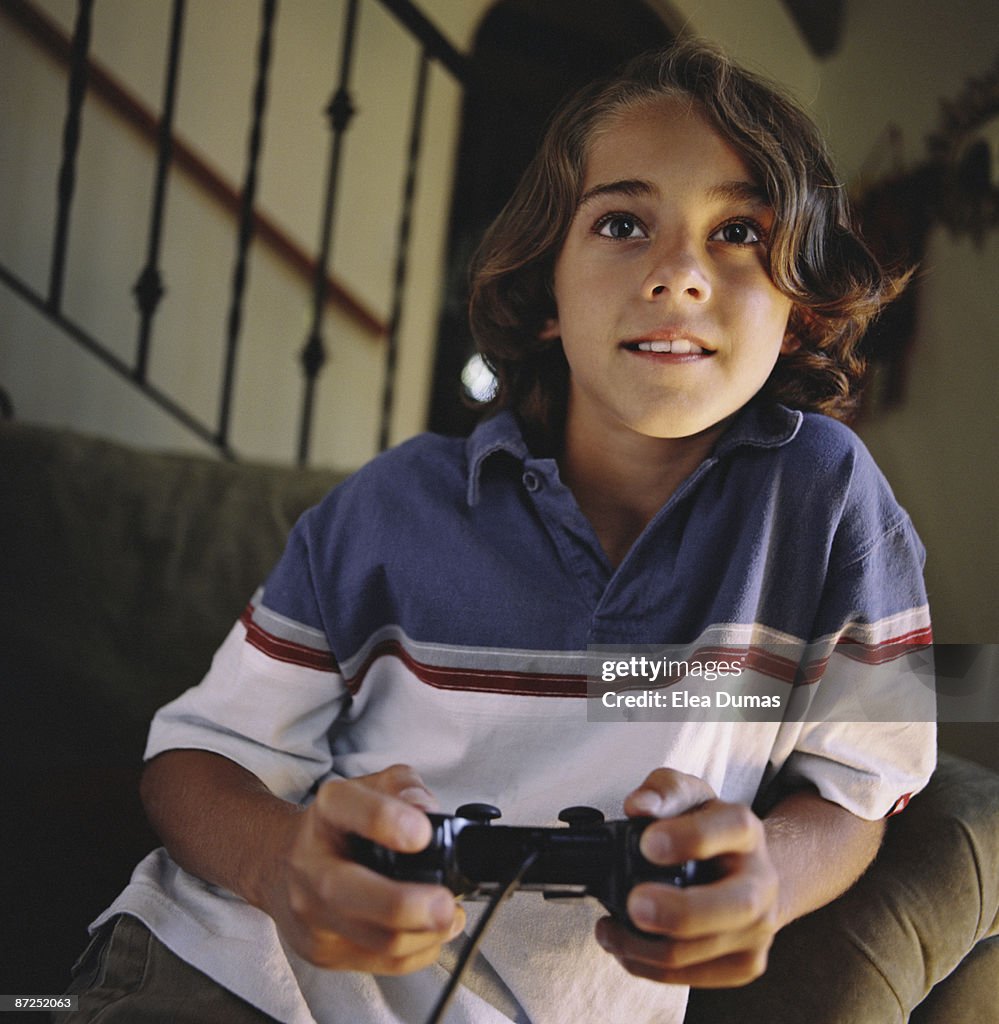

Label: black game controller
[351,803,715,929]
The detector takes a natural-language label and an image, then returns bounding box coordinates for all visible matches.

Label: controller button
[558,806,605,827]
[455,802,502,823]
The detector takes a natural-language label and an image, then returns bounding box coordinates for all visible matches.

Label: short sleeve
[771,467,936,820]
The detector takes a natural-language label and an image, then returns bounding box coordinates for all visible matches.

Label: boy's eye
[595,214,647,239]
[711,220,764,245]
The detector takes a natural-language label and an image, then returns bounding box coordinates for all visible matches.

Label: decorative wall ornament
[925,56,999,245]
[855,55,999,414]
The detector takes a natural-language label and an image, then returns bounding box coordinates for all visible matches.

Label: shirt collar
[713,399,802,458]
[464,402,802,506]
[465,410,529,506]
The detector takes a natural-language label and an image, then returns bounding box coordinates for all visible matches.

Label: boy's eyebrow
[705,179,772,209]
[577,177,772,210]
[577,178,657,208]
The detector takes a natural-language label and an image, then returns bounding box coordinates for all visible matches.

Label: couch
[2,419,997,1022]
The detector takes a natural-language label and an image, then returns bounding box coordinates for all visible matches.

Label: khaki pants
[55,915,277,1023]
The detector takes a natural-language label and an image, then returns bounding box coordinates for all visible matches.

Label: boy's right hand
[259,764,465,975]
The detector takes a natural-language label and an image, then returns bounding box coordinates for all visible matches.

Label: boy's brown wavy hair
[468,41,906,445]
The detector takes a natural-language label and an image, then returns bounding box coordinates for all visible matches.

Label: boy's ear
[538,316,560,341]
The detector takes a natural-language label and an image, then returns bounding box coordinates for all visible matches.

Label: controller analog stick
[558,806,605,827]
[455,802,502,824]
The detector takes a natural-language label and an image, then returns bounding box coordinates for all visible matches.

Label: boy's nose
[642,246,711,303]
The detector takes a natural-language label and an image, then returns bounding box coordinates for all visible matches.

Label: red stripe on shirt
[240,605,338,673]
[344,638,587,697]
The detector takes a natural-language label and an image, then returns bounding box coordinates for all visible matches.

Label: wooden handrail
[1,0,388,338]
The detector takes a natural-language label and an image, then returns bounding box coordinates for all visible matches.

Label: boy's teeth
[635,340,704,354]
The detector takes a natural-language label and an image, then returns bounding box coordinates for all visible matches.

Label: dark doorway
[427,0,674,437]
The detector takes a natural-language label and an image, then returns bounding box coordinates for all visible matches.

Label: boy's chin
[625,408,740,444]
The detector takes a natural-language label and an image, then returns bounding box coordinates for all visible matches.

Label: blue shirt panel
[260,401,926,665]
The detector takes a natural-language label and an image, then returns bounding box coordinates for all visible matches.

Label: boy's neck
[559,412,727,569]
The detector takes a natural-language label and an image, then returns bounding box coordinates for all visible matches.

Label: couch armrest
[684,751,999,1023]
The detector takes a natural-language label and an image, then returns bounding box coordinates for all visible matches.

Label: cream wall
[655,0,819,100]
[848,228,999,644]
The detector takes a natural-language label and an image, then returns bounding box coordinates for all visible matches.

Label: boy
[65,42,934,1023]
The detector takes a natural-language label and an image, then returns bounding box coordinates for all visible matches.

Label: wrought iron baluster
[217,0,278,450]
[378,50,429,452]
[297,0,360,467]
[133,0,186,383]
[48,0,94,312]
[373,0,468,82]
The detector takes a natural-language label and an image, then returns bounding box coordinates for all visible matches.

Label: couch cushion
[1,421,345,747]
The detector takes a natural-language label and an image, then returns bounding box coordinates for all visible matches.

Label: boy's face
[545,98,795,449]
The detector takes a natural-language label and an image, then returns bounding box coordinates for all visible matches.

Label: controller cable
[424,850,539,1024]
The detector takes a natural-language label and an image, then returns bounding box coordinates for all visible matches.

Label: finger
[624,769,716,819]
[361,764,441,813]
[339,943,447,976]
[314,893,466,958]
[596,912,773,971]
[638,800,763,865]
[352,902,467,956]
[625,862,777,939]
[615,946,770,988]
[293,916,462,976]
[312,776,433,853]
[317,861,459,934]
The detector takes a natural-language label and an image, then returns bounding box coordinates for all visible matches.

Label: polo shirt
[99,402,935,1024]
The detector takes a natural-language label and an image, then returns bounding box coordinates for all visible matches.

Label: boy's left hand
[595,768,779,988]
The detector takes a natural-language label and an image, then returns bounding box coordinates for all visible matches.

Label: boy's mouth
[624,339,710,355]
